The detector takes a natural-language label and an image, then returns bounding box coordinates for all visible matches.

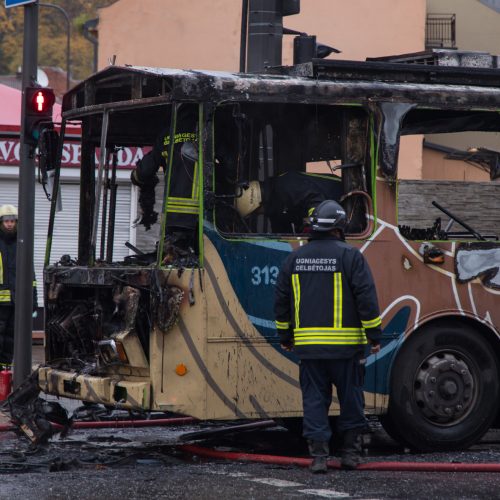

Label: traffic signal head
[24,87,56,145]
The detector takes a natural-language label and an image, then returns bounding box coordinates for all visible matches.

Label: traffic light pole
[14,2,38,388]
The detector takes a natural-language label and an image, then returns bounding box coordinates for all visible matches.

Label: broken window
[397,109,500,241]
[211,102,372,237]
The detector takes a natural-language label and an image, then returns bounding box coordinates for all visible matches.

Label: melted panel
[456,243,500,289]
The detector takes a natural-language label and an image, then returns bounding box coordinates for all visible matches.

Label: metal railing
[425,14,456,49]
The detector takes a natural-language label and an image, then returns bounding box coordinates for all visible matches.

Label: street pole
[39,2,70,90]
[13,1,38,388]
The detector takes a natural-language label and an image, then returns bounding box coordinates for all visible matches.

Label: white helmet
[0,204,18,221]
[235,181,262,218]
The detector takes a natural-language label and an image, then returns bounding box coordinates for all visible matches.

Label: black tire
[379,413,410,447]
[383,322,499,451]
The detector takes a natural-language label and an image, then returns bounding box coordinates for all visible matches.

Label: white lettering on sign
[0,137,146,169]
[0,141,15,162]
[71,143,81,164]
[61,144,71,164]
[132,148,145,164]
[117,148,132,166]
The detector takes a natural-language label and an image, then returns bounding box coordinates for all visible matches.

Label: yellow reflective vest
[274,234,381,359]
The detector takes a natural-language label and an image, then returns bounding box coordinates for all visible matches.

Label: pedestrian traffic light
[24,86,56,145]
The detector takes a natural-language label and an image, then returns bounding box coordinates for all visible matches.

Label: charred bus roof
[62,58,500,115]
[60,57,500,160]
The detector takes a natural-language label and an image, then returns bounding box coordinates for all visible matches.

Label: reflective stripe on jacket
[135,123,199,230]
[161,131,199,220]
[0,235,15,304]
[0,230,37,306]
[274,233,382,359]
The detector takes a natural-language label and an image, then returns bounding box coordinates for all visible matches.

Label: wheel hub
[414,352,475,424]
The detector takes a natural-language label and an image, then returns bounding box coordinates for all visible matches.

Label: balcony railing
[426,14,456,49]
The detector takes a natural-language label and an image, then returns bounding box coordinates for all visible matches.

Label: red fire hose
[178,444,500,472]
[1,417,500,472]
[0,416,196,433]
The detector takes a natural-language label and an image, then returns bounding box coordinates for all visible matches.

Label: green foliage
[0,0,118,80]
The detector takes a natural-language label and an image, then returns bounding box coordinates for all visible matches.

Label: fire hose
[177,444,500,472]
[1,417,500,472]
[0,416,195,432]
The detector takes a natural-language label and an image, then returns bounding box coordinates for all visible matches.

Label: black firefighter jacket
[274,233,382,359]
[0,229,37,307]
[134,108,198,230]
[263,172,344,233]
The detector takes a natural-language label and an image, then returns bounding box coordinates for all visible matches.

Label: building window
[425,14,456,49]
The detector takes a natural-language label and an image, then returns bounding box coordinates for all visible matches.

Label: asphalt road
[0,345,496,499]
[2,419,500,499]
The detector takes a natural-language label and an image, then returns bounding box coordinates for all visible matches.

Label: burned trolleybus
[41,56,500,451]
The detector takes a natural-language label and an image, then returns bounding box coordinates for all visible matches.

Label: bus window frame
[209,101,376,242]
[395,106,500,243]
[157,101,206,268]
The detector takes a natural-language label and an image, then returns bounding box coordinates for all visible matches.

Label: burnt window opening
[212,103,372,238]
[397,108,500,242]
[72,104,203,267]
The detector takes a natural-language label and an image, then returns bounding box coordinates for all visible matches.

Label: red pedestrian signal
[24,86,56,145]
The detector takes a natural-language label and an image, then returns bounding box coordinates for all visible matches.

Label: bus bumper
[38,367,151,410]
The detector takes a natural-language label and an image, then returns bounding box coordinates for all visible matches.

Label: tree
[0,0,118,81]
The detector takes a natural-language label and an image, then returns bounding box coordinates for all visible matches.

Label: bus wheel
[378,414,410,447]
[385,322,499,451]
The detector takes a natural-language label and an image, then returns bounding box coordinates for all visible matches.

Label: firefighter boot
[307,440,329,473]
[340,429,362,470]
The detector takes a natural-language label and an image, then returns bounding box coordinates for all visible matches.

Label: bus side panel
[150,269,209,416]
[203,236,303,419]
[363,179,500,400]
[201,233,381,418]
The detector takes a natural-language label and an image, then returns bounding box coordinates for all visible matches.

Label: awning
[0,83,63,132]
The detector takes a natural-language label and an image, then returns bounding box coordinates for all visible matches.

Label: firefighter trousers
[0,305,15,365]
[299,357,366,443]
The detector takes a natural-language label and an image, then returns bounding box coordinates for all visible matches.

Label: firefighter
[131,106,199,253]
[235,171,343,233]
[0,205,37,364]
[274,199,382,472]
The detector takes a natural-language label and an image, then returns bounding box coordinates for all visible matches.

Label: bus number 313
[251,265,279,286]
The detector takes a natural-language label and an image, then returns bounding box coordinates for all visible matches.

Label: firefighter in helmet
[274,199,381,472]
[0,205,38,364]
[131,106,199,256]
[235,171,343,233]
